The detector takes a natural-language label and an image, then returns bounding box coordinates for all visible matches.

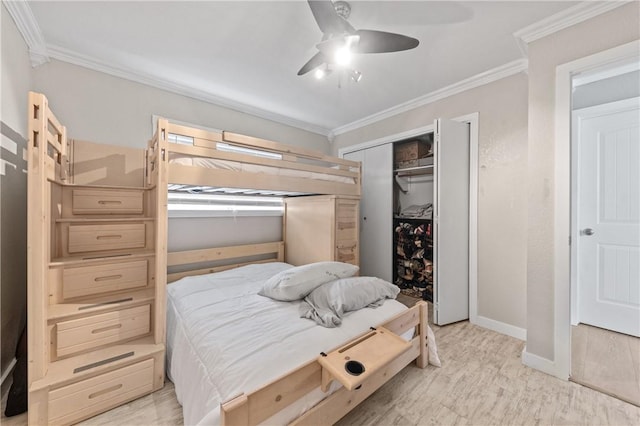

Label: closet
[344,118,470,325]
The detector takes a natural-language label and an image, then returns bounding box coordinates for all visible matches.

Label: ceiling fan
[298,0,419,82]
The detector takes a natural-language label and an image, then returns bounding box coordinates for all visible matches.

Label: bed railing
[28,91,68,183]
[151,119,361,197]
[166,241,285,283]
[221,301,429,426]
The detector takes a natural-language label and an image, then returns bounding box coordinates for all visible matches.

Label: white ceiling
[27,1,580,135]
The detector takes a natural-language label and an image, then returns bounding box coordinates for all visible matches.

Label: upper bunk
[147,118,361,198]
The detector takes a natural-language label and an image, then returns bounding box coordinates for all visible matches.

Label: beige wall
[526,2,640,360]
[32,60,330,152]
[0,4,31,376]
[333,73,529,331]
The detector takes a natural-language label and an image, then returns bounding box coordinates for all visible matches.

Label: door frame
[553,40,640,380]
[338,112,479,328]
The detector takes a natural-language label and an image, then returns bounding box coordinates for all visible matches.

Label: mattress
[169,154,356,185]
[166,262,409,425]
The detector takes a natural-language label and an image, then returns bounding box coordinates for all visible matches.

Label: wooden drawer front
[336,242,358,265]
[336,219,357,242]
[73,189,143,215]
[63,260,148,299]
[336,202,357,219]
[49,359,154,425]
[56,305,151,357]
[68,224,145,253]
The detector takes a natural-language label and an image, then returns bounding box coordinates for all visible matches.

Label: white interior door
[344,144,393,281]
[574,97,640,337]
[434,118,470,325]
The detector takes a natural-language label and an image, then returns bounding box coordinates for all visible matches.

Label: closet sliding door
[434,118,470,325]
[344,144,392,281]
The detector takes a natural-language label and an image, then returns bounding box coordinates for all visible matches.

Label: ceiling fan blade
[307,0,355,35]
[315,34,359,56]
[297,51,327,75]
[353,29,419,54]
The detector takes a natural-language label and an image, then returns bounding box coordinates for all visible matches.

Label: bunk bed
[148,118,430,425]
[27,94,429,425]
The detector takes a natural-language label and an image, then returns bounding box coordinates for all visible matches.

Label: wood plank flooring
[2,320,639,425]
[571,324,640,406]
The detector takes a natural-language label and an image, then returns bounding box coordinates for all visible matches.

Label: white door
[344,144,393,281]
[434,118,470,325]
[574,97,640,337]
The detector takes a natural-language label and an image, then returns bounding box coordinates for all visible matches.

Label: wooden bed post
[155,119,169,344]
[416,300,429,368]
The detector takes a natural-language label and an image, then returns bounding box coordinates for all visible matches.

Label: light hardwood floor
[571,324,640,407]
[3,320,639,425]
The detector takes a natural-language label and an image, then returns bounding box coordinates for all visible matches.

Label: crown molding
[2,0,50,67]
[330,58,528,137]
[45,44,330,137]
[513,0,632,54]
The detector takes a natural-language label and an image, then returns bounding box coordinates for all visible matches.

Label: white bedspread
[166,262,408,425]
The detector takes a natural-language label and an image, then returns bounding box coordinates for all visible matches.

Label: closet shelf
[29,336,163,392]
[394,216,432,220]
[48,288,155,322]
[50,250,155,267]
[393,165,434,176]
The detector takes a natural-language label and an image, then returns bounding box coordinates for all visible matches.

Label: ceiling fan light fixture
[350,70,362,83]
[315,66,332,79]
[335,45,352,66]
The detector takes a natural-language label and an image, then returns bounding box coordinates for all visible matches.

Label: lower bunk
[166,242,429,425]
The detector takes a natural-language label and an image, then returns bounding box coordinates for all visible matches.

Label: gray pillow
[258,261,359,301]
[299,277,400,327]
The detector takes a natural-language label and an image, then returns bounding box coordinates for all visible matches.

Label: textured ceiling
[28,1,579,134]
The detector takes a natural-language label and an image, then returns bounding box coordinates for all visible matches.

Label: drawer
[68,223,145,253]
[336,219,357,241]
[336,242,358,265]
[56,305,151,357]
[62,260,148,299]
[72,189,143,215]
[49,358,154,425]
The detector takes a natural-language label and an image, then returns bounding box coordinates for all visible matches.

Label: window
[167,192,284,218]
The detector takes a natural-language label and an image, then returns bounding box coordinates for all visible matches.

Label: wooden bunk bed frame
[168,242,430,426]
[26,92,426,425]
[155,118,430,425]
[147,119,361,197]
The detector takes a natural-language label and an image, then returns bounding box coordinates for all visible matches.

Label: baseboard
[522,347,567,379]
[473,315,527,340]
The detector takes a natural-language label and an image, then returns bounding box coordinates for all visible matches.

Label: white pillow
[299,276,400,327]
[258,261,359,301]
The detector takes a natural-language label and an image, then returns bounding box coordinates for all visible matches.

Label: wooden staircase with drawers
[27,92,165,425]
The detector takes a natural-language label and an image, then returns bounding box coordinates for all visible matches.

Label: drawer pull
[94,274,123,282]
[98,200,123,205]
[73,351,135,373]
[96,234,122,240]
[92,324,123,334]
[88,384,123,399]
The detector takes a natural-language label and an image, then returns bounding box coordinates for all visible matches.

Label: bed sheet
[168,154,356,185]
[166,262,409,425]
